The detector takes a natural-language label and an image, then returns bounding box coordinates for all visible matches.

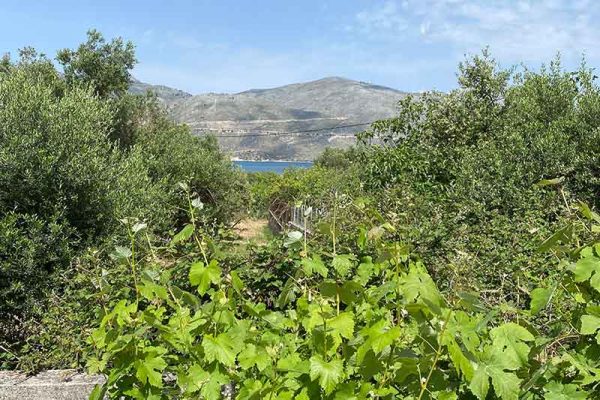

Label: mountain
[131,77,408,160]
[129,78,192,103]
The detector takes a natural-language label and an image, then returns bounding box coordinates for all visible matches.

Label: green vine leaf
[88,384,107,400]
[331,254,354,276]
[189,260,221,295]
[172,223,195,245]
[302,255,328,278]
[401,263,443,314]
[488,366,521,400]
[445,336,474,380]
[471,361,522,400]
[489,323,534,370]
[580,314,600,343]
[573,255,600,293]
[179,364,209,394]
[134,354,167,388]
[238,344,271,371]
[309,355,344,394]
[544,381,588,399]
[202,333,237,367]
[328,312,354,339]
[469,367,490,400]
[529,287,552,315]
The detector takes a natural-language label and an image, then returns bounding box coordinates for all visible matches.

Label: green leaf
[356,320,401,363]
[202,333,237,367]
[577,201,600,224]
[131,222,147,233]
[172,223,195,245]
[334,383,358,400]
[544,381,588,400]
[401,263,442,314]
[200,367,229,400]
[180,364,210,394]
[238,344,271,371]
[237,379,264,399]
[331,254,354,276]
[370,326,401,354]
[469,367,490,400]
[112,245,132,261]
[536,176,564,187]
[573,255,600,292]
[170,285,201,309]
[529,287,552,315]
[446,338,474,380]
[302,255,328,278]
[488,367,521,400]
[436,391,457,400]
[295,388,311,400]
[309,355,344,394]
[277,354,309,374]
[135,354,166,388]
[356,258,376,285]
[230,270,244,294]
[489,323,534,370]
[191,197,204,209]
[139,279,168,301]
[457,291,487,313]
[284,231,303,246]
[328,312,354,339]
[189,260,221,294]
[88,384,107,400]
[537,224,573,253]
[580,314,600,336]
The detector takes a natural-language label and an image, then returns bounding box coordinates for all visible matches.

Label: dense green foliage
[87,201,600,399]
[1,31,600,399]
[57,29,136,98]
[0,31,246,368]
[84,49,600,397]
[280,52,600,306]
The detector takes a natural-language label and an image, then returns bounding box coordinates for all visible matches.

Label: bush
[247,172,282,218]
[133,120,248,227]
[0,35,246,369]
[87,208,600,399]
[0,212,73,366]
[0,66,165,242]
[343,53,600,305]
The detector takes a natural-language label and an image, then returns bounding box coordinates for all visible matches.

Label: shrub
[0,66,164,242]
[87,209,600,399]
[247,172,282,218]
[0,212,73,367]
[129,109,248,226]
[345,53,600,304]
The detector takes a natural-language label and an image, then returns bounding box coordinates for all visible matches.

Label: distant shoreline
[231,158,313,163]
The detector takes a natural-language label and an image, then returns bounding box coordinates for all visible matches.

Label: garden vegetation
[0,33,599,399]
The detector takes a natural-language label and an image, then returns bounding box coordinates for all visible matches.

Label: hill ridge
[130,77,408,160]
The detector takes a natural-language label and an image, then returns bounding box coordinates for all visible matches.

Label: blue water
[234,160,313,174]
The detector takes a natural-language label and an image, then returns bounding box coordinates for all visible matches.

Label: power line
[194,121,374,138]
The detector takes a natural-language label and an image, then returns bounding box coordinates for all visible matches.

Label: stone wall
[0,370,104,400]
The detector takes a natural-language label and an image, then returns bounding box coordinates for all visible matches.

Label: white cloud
[355,1,408,35]
[353,0,600,64]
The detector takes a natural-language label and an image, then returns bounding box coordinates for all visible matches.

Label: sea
[233,160,313,174]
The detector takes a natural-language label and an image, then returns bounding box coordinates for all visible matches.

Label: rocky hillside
[129,78,192,103]
[132,77,409,160]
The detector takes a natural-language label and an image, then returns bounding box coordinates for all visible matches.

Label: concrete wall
[0,370,104,400]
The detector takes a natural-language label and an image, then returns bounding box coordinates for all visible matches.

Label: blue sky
[1,0,597,93]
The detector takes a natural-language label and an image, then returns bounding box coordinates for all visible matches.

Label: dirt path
[233,218,270,242]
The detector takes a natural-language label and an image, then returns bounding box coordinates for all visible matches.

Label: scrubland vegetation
[1,32,599,399]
